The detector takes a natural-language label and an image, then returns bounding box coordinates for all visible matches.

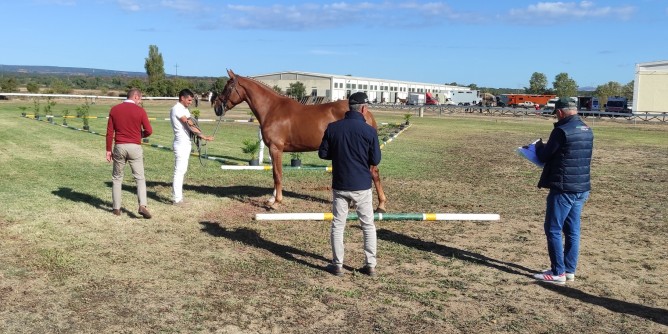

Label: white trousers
[172,143,191,203]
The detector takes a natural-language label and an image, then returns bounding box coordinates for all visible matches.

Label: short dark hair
[179,89,194,99]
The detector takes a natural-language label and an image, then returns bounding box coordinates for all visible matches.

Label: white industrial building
[633,60,668,112]
[250,71,472,104]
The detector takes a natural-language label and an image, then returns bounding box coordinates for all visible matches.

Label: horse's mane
[240,75,292,99]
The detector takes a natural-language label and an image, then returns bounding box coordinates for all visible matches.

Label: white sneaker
[534,270,566,285]
[538,269,575,282]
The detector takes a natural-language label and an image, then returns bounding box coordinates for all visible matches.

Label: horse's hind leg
[371,165,387,213]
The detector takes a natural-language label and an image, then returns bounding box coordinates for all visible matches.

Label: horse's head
[213,69,245,117]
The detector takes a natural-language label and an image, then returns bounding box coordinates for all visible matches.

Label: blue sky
[1,0,666,88]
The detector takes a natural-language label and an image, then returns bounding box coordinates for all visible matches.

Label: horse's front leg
[371,165,387,213]
[267,146,284,210]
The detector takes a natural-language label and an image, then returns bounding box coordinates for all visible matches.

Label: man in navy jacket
[533,97,593,284]
[319,92,381,276]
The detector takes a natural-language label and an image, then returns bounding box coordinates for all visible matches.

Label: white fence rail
[0,92,177,101]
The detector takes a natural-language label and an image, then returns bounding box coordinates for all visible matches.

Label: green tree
[211,77,228,93]
[126,78,146,92]
[146,79,176,97]
[144,45,165,85]
[622,80,634,100]
[26,82,40,93]
[172,78,191,96]
[47,78,73,94]
[1,77,19,92]
[287,81,306,99]
[595,81,623,103]
[552,73,578,97]
[527,72,548,94]
[272,85,283,94]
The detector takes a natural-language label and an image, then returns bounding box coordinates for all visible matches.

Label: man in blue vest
[533,97,593,284]
[319,92,382,277]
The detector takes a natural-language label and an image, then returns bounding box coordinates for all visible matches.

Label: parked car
[515,101,536,108]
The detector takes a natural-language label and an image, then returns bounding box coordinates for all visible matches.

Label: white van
[543,98,559,110]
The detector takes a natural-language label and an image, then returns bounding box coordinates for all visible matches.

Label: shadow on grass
[376,228,534,278]
[52,187,141,218]
[104,181,172,205]
[199,222,349,273]
[539,283,668,326]
[378,228,668,326]
[146,181,329,205]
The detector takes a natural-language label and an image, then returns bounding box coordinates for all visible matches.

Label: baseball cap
[555,97,577,109]
[349,92,369,105]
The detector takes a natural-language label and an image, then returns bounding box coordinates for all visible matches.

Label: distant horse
[213,69,387,212]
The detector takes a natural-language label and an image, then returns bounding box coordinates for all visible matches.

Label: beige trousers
[330,188,377,268]
[112,143,147,209]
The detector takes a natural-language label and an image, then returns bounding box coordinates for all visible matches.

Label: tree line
[0,45,312,99]
[0,45,228,97]
[1,46,634,102]
[524,72,633,101]
[441,71,633,102]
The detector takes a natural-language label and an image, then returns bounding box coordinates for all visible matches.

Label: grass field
[0,97,667,333]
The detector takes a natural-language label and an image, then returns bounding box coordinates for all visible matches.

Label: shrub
[241,139,260,159]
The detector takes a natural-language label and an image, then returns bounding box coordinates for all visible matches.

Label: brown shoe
[326,264,344,277]
[358,265,376,277]
[112,209,121,216]
[138,206,152,219]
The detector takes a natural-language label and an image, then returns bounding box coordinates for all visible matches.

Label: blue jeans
[544,189,590,275]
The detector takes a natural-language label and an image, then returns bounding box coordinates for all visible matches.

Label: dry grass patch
[1,103,667,333]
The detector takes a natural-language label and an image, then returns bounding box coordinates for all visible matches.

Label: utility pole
[175,64,179,77]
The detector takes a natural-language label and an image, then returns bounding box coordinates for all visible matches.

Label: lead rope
[195,105,225,167]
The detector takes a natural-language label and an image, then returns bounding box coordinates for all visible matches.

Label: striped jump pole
[255,213,500,221]
[221,165,332,171]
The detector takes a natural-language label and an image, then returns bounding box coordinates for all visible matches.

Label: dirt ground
[0,107,666,333]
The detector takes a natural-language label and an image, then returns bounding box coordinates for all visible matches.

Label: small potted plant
[76,99,91,131]
[403,113,412,125]
[43,97,56,124]
[19,106,27,117]
[32,99,41,120]
[242,139,261,166]
[192,108,201,120]
[62,109,69,126]
[289,152,302,167]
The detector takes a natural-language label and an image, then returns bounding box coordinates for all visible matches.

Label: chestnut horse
[213,69,387,212]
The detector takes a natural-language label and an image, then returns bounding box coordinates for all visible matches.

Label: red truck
[497,94,556,108]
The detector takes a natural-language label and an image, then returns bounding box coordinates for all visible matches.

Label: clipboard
[516,139,545,168]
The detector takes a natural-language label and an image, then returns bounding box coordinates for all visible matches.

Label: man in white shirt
[170,89,213,205]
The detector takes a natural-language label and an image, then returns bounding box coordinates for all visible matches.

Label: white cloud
[115,0,205,13]
[219,2,476,30]
[160,0,200,12]
[507,1,636,23]
[117,0,141,12]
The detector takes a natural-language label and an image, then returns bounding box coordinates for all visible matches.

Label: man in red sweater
[106,88,153,218]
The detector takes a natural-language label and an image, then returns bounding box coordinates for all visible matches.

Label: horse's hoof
[374,207,386,213]
[266,203,279,211]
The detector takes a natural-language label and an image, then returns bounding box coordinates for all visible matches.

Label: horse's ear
[227,69,235,79]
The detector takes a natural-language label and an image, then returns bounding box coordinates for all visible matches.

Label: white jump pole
[221,165,332,171]
[255,213,500,221]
